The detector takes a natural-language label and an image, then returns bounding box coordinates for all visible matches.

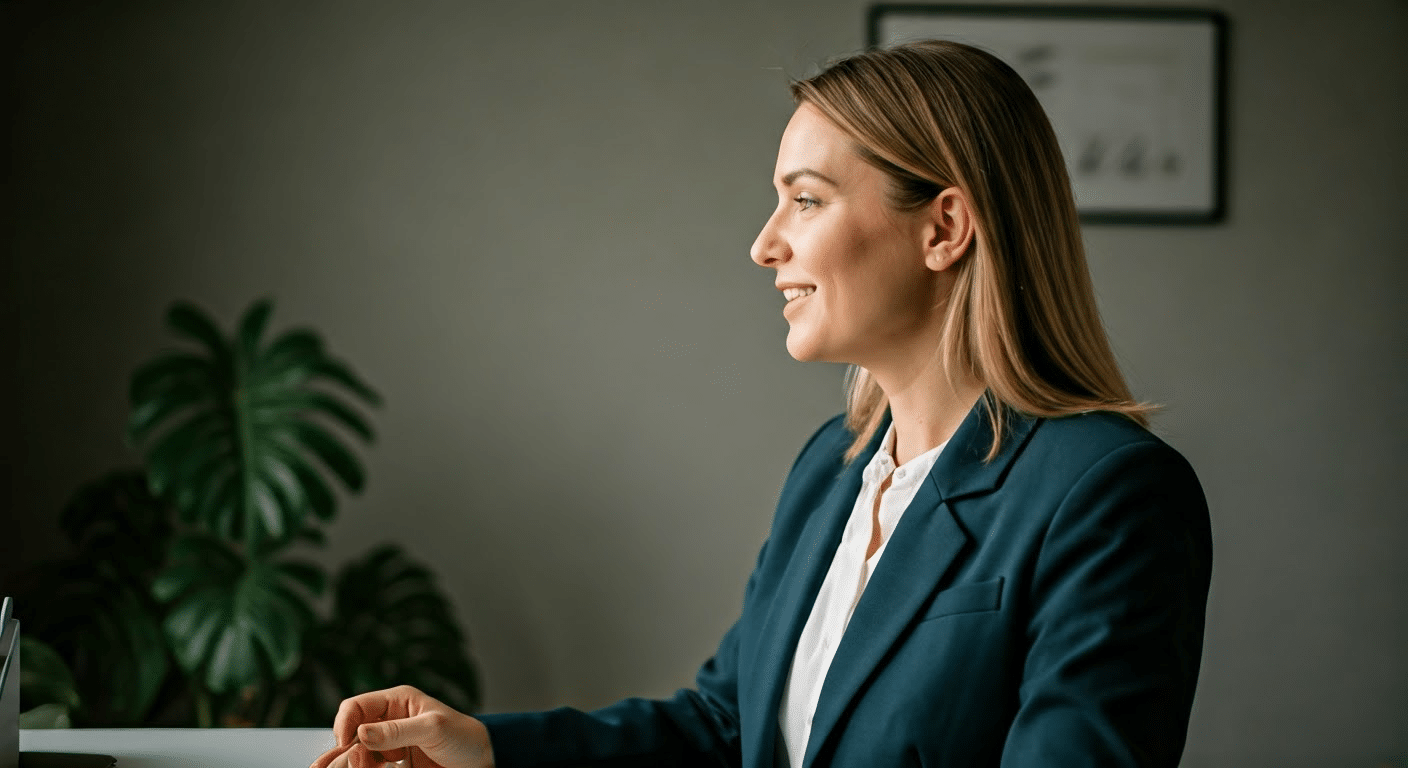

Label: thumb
[358,712,441,750]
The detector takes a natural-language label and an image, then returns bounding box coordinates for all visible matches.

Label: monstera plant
[17,299,479,727]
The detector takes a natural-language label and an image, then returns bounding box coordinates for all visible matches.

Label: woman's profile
[312,39,1212,768]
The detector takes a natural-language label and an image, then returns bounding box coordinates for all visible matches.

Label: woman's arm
[1001,440,1213,767]
[477,540,769,768]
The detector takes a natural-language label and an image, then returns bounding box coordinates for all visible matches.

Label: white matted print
[870,5,1227,224]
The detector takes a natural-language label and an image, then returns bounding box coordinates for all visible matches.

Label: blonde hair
[791,40,1155,464]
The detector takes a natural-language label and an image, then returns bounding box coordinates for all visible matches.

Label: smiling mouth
[782,290,813,318]
[783,286,815,302]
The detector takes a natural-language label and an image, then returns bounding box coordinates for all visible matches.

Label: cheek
[812,223,902,305]
[797,216,875,286]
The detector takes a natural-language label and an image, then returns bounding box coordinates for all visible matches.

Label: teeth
[783,287,815,301]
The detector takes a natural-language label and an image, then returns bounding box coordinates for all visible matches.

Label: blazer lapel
[747,420,888,768]
[798,472,965,767]
[928,397,1040,503]
[800,399,1039,768]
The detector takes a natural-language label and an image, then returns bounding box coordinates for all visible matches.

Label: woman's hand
[309,685,495,768]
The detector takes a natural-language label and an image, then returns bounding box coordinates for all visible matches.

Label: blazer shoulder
[1028,410,1178,461]
[772,413,859,512]
[1022,410,1204,496]
[788,412,852,470]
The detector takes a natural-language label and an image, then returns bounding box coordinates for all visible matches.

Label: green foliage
[18,704,72,730]
[17,470,172,724]
[276,546,482,726]
[128,300,380,544]
[152,533,322,694]
[16,299,480,728]
[18,637,81,728]
[311,546,479,718]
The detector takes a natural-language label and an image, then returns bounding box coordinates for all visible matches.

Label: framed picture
[869,4,1228,224]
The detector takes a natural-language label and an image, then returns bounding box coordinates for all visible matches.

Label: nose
[750,207,787,269]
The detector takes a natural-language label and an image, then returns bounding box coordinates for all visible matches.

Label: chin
[786,348,816,362]
[785,331,825,362]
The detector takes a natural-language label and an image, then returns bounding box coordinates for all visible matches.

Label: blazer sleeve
[476,538,768,768]
[1000,440,1213,767]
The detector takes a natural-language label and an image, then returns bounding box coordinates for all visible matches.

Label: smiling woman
[311,40,1211,768]
[779,43,1154,466]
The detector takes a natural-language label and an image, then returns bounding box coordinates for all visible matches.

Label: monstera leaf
[289,544,480,721]
[152,533,325,695]
[15,470,173,725]
[127,299,380,546]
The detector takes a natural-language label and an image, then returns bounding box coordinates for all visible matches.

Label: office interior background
[2,0,1405,765]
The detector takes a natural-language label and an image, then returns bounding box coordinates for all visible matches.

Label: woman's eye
[794,196,820,211]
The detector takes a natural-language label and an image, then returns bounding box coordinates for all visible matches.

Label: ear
[922,187,975,272]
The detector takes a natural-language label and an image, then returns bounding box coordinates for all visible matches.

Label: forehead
[774,103,857,180]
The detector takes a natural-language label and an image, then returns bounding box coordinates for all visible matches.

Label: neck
[870,365,984,467]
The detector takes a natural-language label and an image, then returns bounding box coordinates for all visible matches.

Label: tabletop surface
[20,728,338,768]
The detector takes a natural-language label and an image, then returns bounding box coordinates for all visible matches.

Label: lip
[782,290,812,318]
[776,282,815,291]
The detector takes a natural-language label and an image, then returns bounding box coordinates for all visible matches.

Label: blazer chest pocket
[917,577,1004,623]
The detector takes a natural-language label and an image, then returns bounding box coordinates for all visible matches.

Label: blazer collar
[926,395,1040,503]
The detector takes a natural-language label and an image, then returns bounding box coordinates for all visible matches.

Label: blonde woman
[312,40,1212,768]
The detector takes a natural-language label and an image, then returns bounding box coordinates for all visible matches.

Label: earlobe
[925,188,975,272]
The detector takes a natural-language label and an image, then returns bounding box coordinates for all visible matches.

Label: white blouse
[777,422,949,768]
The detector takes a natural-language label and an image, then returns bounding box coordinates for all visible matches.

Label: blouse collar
[861,421,949,491]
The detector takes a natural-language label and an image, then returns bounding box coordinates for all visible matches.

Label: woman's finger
[357,710,445,752]
[334,694,388,747]
[309,740,355,768]
[373,745,409,764]
[333,686,422,746]
[311,737,408,768]
[310,740,365,768]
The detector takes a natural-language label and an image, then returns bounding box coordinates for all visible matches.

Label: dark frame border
[867,4,1229,225]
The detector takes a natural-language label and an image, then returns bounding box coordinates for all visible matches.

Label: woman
[311,40,1212,768]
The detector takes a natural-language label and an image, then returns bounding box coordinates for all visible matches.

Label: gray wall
[4,1,1405,765]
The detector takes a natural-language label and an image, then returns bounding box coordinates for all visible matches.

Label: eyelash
[794,195,820,211]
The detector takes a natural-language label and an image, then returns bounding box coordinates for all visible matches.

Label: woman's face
[751,103,947,368]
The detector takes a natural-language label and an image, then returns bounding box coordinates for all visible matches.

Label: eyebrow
[780,168,838,187]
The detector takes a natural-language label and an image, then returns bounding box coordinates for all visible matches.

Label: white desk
[20,728,337,768]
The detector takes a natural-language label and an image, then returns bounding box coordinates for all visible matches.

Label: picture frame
[869,4,1228,224]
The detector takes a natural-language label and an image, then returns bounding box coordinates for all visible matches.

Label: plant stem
[264,687,288,728]
[193,683,213,729]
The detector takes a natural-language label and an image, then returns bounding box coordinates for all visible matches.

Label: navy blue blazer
[479,400,1212,767]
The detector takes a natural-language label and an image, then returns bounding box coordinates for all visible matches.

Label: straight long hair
[792,41,1154,463]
